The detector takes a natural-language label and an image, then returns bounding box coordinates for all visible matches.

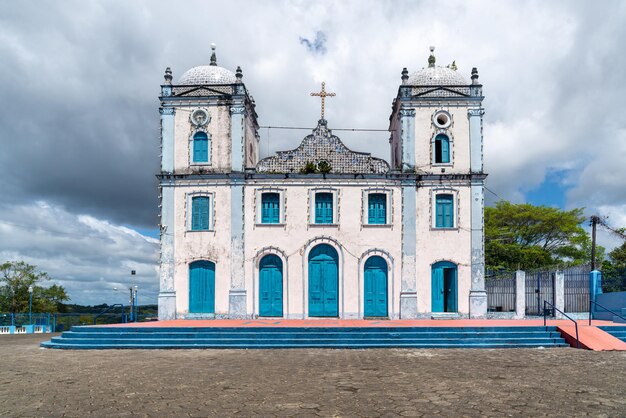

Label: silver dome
[408,66,468,86]
[177,65,237,85]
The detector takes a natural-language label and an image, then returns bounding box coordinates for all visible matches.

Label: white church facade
[157,46,488,320]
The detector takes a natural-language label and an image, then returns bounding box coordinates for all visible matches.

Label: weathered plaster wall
[415,186,472,314]
[243,179,403,319]
[413,106,471,174]
[173,106,232,173]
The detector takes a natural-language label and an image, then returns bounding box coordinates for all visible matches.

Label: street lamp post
[28,285,33,324]
[134,285,138,322]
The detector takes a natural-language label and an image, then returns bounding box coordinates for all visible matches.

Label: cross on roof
[310,82,336,120]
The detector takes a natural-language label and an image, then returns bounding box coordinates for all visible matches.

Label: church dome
[408,66,467,86]
[178,65,237,85]
[407,47,468,86]
[177,44,237,85]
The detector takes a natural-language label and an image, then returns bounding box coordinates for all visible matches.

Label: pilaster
[159,107,175,173]
[229,177,247,318]
[158,182,176,320]
[399,108,416,172]
[469,180,487,318]
[400,182,417,318]
[230,104,245,172]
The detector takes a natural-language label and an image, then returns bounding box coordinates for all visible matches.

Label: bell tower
[157,45,260,320]
[389,47,487,318]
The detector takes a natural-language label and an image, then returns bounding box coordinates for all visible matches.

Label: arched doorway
[259,254,283,317]
[189,260,215,313]
[431,261,458,313]
[364,256,388,317]
[308,244,339,317]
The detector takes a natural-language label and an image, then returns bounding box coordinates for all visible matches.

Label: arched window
[434,134,450,164]
[193,132,209,163]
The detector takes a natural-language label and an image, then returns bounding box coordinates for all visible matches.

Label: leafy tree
[0,261,70,313]
[485,201,594,270]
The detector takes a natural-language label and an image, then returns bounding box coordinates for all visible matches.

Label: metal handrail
[543,300,580,349]
[589,300,626,326]
[93,304,126,325]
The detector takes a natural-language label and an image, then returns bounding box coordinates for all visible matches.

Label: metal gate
[486,271,516,312]
[564,266,590,313]
[525,271,555,316]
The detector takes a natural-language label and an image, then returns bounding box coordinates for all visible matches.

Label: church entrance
[431,261,458,313]
[259,254,283,317]
[364,256,388,317]
[189,261,215,313]
[308,244,339,317]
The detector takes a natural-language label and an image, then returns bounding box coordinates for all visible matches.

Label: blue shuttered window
[368,193,387,224]
[435,134,450,164]
[261,193,280,224]
[315,193,333,224]
[191,196,210,230]
[193,132,209,163]
[435,194,454,228]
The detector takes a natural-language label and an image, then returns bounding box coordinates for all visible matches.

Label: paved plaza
[1,334,625,417]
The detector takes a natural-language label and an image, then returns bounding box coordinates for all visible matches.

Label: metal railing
[588,300,626,326]
[93,304,127,325]
[543,300,580,349]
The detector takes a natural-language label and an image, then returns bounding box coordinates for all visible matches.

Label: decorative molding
[257,119,389,174]
[467,108,485,117]
[230,106,245,115]
[159,107,175,115]
[399,108,416,117]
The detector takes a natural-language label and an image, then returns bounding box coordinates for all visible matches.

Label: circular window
[190,109,210,126]
[433,111,452,128]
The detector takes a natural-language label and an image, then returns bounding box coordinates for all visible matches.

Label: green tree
[485,201,594,270]
[0,261,70,313]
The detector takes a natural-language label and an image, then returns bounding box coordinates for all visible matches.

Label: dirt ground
[0,334,625,417]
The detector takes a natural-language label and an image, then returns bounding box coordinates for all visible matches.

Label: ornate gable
[256,119,390,174]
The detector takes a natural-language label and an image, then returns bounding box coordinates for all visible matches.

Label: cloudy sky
[1,0,625,305]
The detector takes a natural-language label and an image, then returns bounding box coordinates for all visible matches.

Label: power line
[485,186,504,201]
[259,125,390,132]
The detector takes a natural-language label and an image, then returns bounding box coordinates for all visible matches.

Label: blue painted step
[599,326,626,343]
[41,326,568,350]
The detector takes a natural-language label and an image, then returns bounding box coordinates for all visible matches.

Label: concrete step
[55,331,563,340]
[42,325,569,350]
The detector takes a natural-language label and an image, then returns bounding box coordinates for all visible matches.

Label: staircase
[41,326,568,349]
[598,326,626,343]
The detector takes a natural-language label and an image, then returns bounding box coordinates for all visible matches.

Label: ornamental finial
[164,67,172,85]
[401,67,409,84]
[450,60,457,71]
[428,46,436,68]
[471,67,479,84]
[236,66,243,82]
[210,43,217,66]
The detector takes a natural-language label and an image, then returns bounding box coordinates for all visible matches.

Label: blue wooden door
[432,261,457,313]
[308,244,338,317]
[189,261,215,313]
[364,256,388,317]
[259,255,283,317]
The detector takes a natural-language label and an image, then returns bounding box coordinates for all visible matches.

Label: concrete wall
[595,292,626,321]
[169,178,473,318]
[173,106,233,173]
[413,107,471,174]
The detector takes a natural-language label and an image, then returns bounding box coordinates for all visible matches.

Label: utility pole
[590,215,599,270]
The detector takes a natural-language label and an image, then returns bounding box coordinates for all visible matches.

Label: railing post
[543,300,547,326]
[515,270,526,319]
[554,270,565,319]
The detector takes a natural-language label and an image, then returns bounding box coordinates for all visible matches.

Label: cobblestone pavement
[1,334,625,417]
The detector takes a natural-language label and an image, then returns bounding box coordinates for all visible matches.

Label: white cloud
[0,202,158,305]
[0,0,625,307]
